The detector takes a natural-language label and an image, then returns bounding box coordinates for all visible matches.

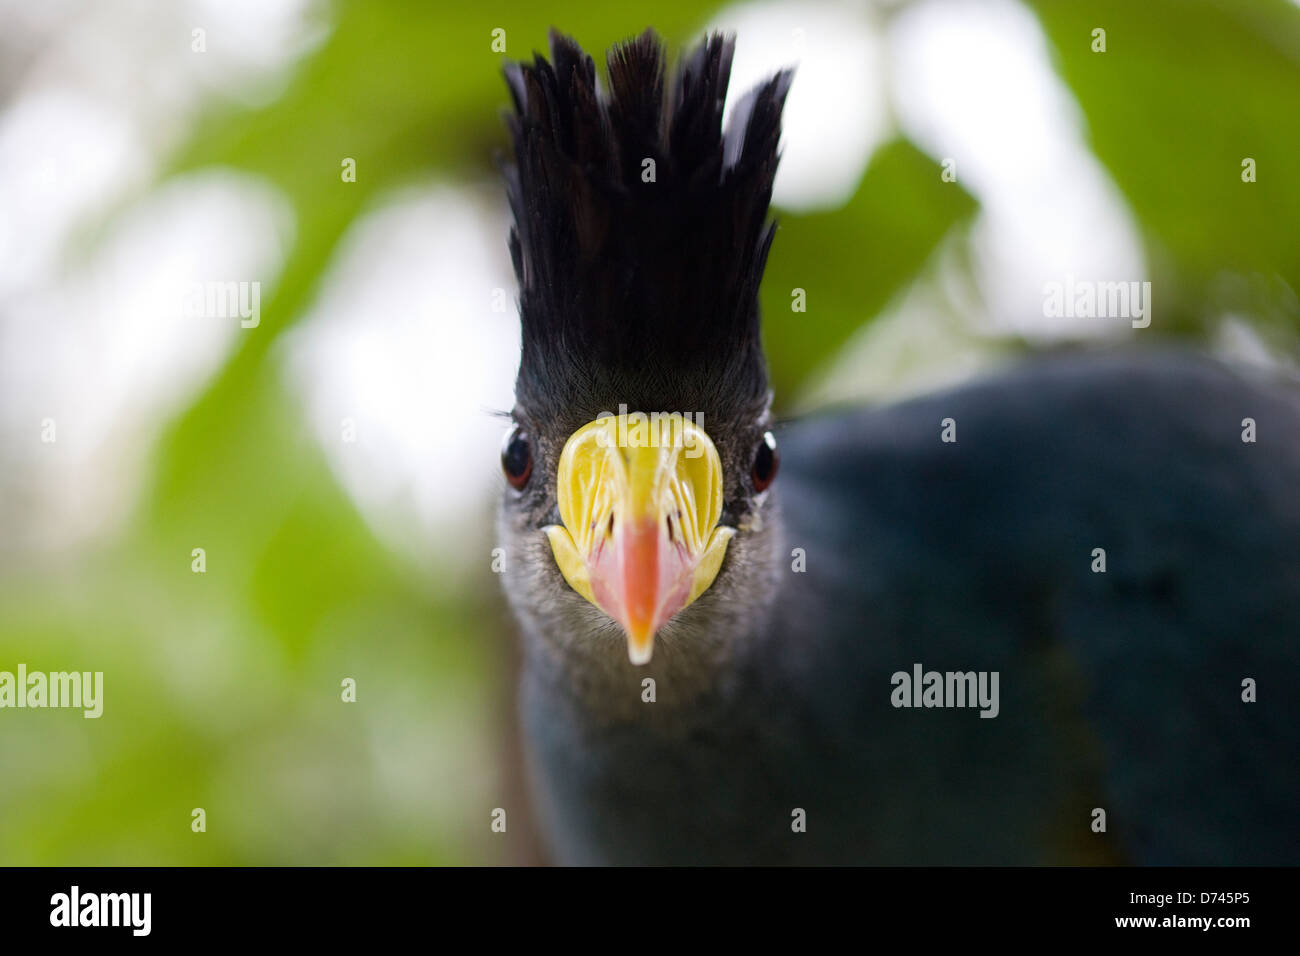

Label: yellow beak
[543,413,735,664]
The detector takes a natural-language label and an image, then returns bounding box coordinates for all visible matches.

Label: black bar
[1,866,1284,941]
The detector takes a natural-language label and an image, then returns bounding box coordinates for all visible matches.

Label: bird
[495,27,1300,865]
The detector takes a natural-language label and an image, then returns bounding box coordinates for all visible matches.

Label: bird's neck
[521,613,745,725]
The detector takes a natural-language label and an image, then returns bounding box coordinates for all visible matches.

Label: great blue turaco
[496,28,1300,865]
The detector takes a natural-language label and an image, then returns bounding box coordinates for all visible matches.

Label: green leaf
[1027,0,1300,332]
[762,138,978,402]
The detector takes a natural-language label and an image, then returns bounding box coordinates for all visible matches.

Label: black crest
[503,28,792,428]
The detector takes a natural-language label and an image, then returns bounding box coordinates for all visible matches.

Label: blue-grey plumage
[513,351,1300,865]
[498,29,1300,865]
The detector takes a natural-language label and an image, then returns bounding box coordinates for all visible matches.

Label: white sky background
[888,0,1146,340]
[1,0,1156,574]
[707,0,888,211]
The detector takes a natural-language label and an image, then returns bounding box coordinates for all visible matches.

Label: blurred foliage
[1028,0,1300,335]
[762,138,977,399]
[3,0,1299,865]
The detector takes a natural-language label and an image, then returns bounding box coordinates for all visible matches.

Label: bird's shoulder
[764,349,1300,863]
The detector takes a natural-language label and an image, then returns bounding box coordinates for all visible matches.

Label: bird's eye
[752,431,778,492]
[502,427,533,490]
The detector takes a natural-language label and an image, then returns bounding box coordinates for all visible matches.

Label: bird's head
[498,28,791,667]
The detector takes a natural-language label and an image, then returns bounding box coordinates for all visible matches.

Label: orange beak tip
[625,629,655,666]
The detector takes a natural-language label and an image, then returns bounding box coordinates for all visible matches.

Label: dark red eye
[502,427,533,490]
[752,431,778,492]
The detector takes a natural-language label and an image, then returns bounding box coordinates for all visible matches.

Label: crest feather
[503,28,793,426]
